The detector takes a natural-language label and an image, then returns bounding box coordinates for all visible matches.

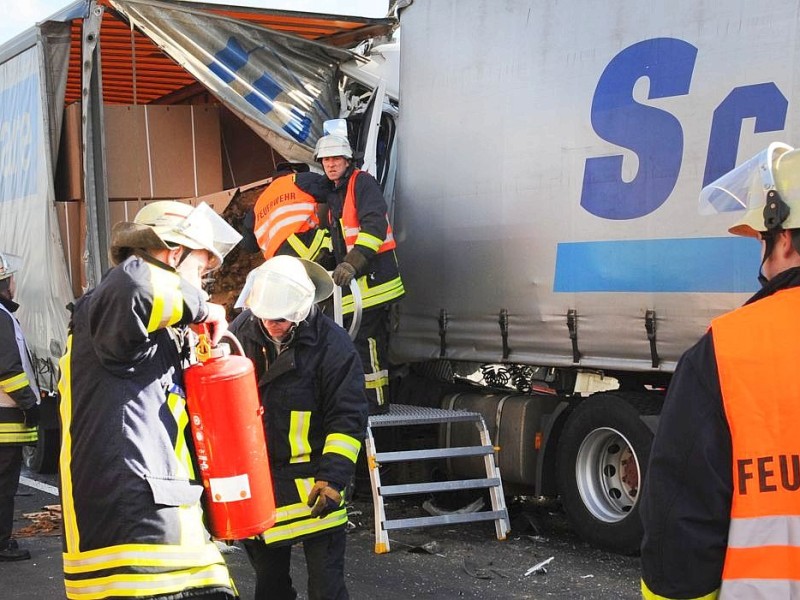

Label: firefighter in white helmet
[59,201,241,599]
[0,252,39,562]
[313,129,404,416]
[641,143,800,599]
[231,255,367,600]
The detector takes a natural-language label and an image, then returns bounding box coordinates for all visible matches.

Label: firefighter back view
[0,252,39,562]
[249,162,331,263]
[58,201,241,600]
[640,143,800,599]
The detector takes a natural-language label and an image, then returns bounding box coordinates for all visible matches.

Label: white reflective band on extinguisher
[209,474,253,503]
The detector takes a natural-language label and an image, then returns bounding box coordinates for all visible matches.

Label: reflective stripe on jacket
[0,299,38,445]
[326,168,404,313]
[341,170,396,253]
[712,286,800,598]
[58,256,235,599]
[254,174,321,260]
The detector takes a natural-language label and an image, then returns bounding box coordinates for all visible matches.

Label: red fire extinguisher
[184,329,276,539]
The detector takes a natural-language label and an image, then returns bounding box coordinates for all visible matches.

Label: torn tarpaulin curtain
[109,0,354,163]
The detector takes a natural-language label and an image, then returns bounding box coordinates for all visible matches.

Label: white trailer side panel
[391,0,798,372]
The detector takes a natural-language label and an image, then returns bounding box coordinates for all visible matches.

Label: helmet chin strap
[758,233,776,287]
[758,189,792,286]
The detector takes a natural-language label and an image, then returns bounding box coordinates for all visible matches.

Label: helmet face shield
[175,202,242,271]
[235,256,333,322]
[0,252,22,281]
[699,142,794,237]
[121,201,242,271]
[245,270,314,322]
[699,143,792,215]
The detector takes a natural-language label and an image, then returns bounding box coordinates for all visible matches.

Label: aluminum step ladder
[365,404,511,553]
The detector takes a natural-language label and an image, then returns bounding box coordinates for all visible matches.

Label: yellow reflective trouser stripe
[145,264,184,332]
[0,423,38,444]
[288,411,312,464]
[641,579,718,600]
[341,275,404,313]
[355,231,383,253]
[287,229,331,261]
[64,563,231,600]
[323,433,361,463]
[365,337,387,406]
[59,335,81,552]
[260,506,347,545]
[0,372,28,393]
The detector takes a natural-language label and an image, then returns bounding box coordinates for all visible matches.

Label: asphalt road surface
[4,468,642,599]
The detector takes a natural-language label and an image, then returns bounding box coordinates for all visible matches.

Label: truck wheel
[556,392,656,554]
[23,427,60,474]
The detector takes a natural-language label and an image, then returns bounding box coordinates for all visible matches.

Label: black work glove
[332,263,356,287]
[332,249,369,287]
[307,480,342,518]
[22,404,40,428]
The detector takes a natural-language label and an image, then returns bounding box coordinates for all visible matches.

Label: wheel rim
[574,427,640,523]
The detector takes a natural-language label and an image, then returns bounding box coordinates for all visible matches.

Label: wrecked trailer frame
[0,0,393,472]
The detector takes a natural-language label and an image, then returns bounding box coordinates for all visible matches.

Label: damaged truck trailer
[2,0,794,556]
[375,0,798,555]
[0,0,392,471]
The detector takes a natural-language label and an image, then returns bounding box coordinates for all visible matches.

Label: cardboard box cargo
[55,102,224,296]
[57,103,223,201]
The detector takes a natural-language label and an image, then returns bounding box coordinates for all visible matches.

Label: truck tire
[23,427,60,474]
[556,392,657,554]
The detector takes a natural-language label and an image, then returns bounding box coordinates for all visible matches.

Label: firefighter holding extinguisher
[58,201,242,600]
[230,255,368,600]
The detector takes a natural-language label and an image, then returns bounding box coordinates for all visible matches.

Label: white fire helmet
[0,252,22,281]
[235,256,334,322]
[110,201,241,271]
[313,135,353,161]
[700,142,800,237]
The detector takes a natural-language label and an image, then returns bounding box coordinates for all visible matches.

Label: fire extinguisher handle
[220,331,247,356]
[192,323,212,362]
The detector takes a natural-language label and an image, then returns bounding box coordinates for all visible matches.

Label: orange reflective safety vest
[254,175,320,259]
[712,287,800,599]
[342,170,396,254]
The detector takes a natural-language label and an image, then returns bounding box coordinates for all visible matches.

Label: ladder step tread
[374,446,494,462]
[380,478,502,497]
[383,510,508,530]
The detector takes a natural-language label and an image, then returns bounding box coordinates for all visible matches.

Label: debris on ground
[16,504,62,537]
[422,497,484,517]
[407,541,443,556]
[511,511,543,536]
[462,558,508,580]
[524,555,554,576]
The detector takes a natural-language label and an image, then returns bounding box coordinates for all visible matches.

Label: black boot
[0,539,31,561]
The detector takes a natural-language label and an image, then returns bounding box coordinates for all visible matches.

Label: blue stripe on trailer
[554,237,761,293]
